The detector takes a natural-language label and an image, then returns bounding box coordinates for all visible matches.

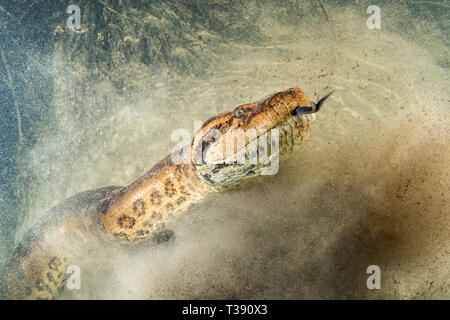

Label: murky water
[0,0,449,299]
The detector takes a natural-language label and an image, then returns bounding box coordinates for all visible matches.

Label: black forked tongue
[311,90,333,113]
[292,91,333,115]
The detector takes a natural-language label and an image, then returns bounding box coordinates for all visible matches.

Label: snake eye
[235,109,244,118]
[292,106,313,115]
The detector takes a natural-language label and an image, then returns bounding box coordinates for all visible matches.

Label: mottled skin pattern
[1,186,120,299]
[97,156,211,243]
[1,88,324,299]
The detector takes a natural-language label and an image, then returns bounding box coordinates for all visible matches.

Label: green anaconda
[0,87,332,299]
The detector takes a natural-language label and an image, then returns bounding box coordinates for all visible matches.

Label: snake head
[191,88,331,190]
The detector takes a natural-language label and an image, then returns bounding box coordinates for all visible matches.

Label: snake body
[1,87,330,299]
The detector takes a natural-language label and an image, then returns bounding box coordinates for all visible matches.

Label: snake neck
[96,155,213,243]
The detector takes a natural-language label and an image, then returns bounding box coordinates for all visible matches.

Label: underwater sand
[1,1,449,299]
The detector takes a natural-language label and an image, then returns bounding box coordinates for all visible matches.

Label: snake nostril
[292,106,313,115]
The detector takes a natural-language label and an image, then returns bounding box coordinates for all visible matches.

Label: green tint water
[0,1,449,298]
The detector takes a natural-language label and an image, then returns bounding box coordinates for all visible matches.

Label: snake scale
[0,87,331,299]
